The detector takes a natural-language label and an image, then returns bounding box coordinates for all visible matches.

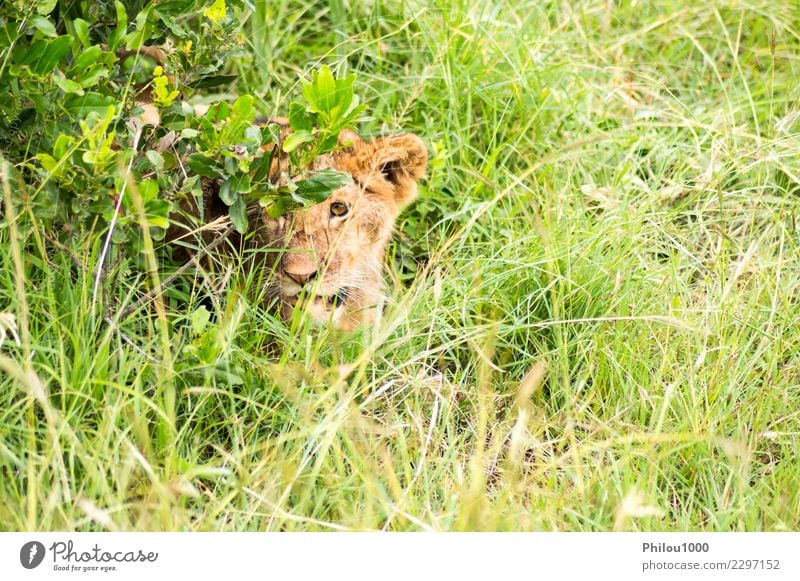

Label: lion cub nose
[284,269,317,286]
[282,250,318,286]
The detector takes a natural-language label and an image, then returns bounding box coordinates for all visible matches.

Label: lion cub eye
[330,201,349,217]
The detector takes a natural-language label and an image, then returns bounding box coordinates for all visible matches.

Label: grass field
[1,0,799,531]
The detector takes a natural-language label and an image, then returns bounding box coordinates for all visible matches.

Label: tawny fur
[169,131,427,330]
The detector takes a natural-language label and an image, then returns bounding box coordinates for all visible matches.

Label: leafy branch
[185,64,368,230]
[0,0,369,257]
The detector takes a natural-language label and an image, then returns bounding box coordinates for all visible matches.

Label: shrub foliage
[1,0,362,257]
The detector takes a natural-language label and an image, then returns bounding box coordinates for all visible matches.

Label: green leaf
[282,130,314,153]
[154,0,202,16]
[220,95,255,143]
[64,94,115,116]
[71,19,90,49]
[219,180,234,205]
[292,169,352,205]
[288,102,313,132]
[125,6,153,50]
[53,135,75,159]
[145,150,164,171]
[54,74,85,95]
[317,131,339,152]
[145,199,171,229]
[36,153,61,177]
[302,64,338,117]
[115,1,129,29]
[109,1,128,50]
[260,194,290,218]
[139,179,159,202]
[186,153,223,178]
[36,0,58,16]
[229,195,248,234]
[29,93,51,114]
[186,74,238,89]
[262,123,282,146]
[219,173,250,205]
[214,101,230,121]
[76,65,109,88]
[329,73,355,121]
[241,126,260,148]
[30,15,57,37]
[229,172,251,193]
[190,306,211,335]
[0,22,20,48]
[73,46,104,73]
[22,36,71,75]
[251,147,276,185]
[342,96,368,124]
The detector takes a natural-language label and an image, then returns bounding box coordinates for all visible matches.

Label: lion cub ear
[369,134,428,207]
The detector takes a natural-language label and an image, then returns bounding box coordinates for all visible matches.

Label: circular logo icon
[20,541,46,569]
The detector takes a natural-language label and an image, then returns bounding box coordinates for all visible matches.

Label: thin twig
[42,233,84,271]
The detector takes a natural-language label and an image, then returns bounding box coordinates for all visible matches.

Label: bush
[0,0,362,261]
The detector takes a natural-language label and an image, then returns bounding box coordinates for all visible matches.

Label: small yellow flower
[152,75,179,107]
[202,0,227,24]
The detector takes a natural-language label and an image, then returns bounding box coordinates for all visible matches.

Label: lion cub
[172,131,427,330]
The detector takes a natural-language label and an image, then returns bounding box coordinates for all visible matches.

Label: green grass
[2,0,800,531]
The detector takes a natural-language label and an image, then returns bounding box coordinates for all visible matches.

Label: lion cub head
[254,132,427,330]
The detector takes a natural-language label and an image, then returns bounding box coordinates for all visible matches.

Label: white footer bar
[1,532,797,580]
